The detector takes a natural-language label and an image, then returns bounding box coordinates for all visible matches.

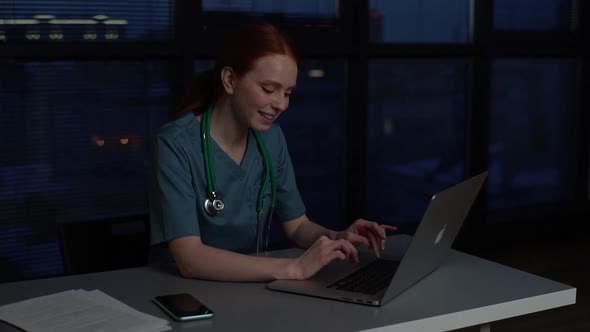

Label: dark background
[0,0,588,310]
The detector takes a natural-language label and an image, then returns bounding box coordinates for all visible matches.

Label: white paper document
[0,289,171,332]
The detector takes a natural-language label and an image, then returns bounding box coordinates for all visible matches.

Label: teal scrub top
[149,112,306,253]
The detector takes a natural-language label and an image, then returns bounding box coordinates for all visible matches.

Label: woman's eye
[262,87,274,94]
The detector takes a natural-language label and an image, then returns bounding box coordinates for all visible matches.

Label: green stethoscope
[201,104,276,253]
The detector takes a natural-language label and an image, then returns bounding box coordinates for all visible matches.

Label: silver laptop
[268,171,488,306]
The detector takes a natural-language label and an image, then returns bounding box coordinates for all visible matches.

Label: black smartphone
[153,293,214,321]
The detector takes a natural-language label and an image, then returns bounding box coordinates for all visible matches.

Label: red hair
[177,23,300,117]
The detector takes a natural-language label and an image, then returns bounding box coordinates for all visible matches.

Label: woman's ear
[220,67,236,95]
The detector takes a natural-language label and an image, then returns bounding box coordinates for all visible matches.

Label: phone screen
[153,293,214,321]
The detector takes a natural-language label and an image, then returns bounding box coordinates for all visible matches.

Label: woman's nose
[272,94,288,111]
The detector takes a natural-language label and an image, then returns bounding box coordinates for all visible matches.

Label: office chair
[57,214,150,275]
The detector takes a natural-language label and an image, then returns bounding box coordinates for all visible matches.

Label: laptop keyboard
[327,259,399,295]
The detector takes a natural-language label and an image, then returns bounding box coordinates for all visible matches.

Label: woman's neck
[209,97,249,162]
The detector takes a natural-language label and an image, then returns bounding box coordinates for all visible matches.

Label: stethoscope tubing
[201,104,276,253]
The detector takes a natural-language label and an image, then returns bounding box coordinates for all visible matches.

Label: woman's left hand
[335,219,397,258]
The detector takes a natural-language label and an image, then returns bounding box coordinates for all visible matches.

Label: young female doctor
[150,23,396,282]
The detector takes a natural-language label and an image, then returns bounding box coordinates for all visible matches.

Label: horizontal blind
[0,61,171,282]
[0,0,173,42]
[202,0,339,18]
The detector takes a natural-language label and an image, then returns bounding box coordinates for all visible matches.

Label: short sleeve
[150,134,200,245]
[273,127,306,222]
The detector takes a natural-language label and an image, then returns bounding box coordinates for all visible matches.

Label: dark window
[493,0,576,31]
[367,59,468,224]
[488,59,578,209]
[369,0,471,43]
[0,1,173,42]
[0,61,171,281]
[202,0,339,18]
[281,60,346,230]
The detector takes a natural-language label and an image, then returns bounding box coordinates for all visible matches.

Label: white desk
[0,236,576,332]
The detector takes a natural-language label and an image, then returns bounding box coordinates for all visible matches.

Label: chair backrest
[58,214,150,275]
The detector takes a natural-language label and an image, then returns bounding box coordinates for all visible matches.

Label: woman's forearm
[285,216,339,249]
[169,236,300,281]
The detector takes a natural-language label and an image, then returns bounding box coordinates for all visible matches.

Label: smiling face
[227,54,298,132]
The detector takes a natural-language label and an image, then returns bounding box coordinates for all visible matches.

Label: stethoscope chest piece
[204,192,225,216]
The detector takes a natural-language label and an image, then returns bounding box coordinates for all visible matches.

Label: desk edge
[361,287,576,332]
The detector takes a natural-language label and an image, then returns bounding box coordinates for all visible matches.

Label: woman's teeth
[260,112,274,120]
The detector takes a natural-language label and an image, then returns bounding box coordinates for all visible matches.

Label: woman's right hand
[288,235,359,280]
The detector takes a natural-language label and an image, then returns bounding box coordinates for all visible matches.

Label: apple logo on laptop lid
[435,224,447,245]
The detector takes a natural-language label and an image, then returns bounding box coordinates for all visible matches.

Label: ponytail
[176,68,220,118]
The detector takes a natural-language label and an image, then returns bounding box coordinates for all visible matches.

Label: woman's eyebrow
[260,80,296,89]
